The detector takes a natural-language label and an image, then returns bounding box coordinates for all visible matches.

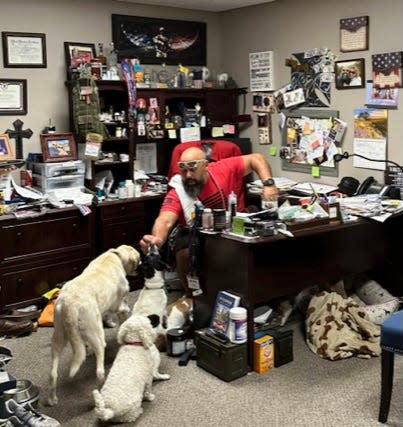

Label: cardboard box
[253,335,274,374]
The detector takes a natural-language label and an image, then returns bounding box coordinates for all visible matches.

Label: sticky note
[269,146,277,156]
[311,166,320,177]
[212,127,224,137]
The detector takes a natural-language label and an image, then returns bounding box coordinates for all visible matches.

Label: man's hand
[139,234,164,255]
[263,185,278,200]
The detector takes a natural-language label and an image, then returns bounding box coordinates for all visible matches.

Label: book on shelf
[210,290,241,335]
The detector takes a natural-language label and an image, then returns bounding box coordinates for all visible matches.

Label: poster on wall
[112,14,206,65]
[353,108,387,170]
[289,52,331,107]
[365,81,399,109]
[249,51,274,91]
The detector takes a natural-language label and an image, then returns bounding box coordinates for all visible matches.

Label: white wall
[222,0,403,185]
[0,0,223,157]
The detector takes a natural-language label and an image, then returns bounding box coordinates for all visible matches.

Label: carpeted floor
[1,290,402,427]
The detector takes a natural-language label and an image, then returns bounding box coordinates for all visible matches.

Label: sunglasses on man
[177,159,205,172]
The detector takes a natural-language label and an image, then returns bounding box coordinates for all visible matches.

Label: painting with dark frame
[112,14,206,65]
[281,109,340,177]
[0,79,27,115]
[2,32,47,68]
[40,132,77,163]
[335,58,365,89]
[64,41,96,78]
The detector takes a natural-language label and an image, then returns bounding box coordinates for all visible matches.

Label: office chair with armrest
[378,309,403,423]
[167,139,242,179]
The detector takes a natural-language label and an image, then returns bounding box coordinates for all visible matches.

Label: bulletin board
[281,109,341,177]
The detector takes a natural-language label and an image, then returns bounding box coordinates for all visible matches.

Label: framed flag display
[340,16,369,53]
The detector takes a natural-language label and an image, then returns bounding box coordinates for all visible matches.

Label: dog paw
[144,392,155,401]
[154,373,170,381]
[46,395,58,406]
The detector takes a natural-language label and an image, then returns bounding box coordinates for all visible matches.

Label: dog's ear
[137,261,155,279]
[117,320,129,345]
[148,314,160,328]
[139,324,156,349]
[114,245,141,274]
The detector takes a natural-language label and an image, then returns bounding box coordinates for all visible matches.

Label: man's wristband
[262,178,275,187]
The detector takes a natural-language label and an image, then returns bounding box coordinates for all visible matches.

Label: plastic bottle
[228,191,237,228]
[118,181,128,199]
[228,307,247,344]
[126,179,135,198]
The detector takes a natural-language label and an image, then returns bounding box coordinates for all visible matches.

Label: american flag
[340,16,368,32]
[372,52,403,72]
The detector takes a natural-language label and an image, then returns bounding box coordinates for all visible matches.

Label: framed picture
[340,16,369,52]
[0,79,27,115]
[64,41,96,71]
[112,14,206,65]
[40,132,77,163]
[0,134,13,161]
[281,109,340,177]
[335,59,365,89]
[2,32,47,68]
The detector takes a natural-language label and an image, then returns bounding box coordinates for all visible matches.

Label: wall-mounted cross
[6,119,33,160]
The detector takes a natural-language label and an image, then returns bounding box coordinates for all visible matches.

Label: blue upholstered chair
[379,310,403,423]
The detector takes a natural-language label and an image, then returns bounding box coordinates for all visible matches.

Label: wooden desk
[194,214,403,364]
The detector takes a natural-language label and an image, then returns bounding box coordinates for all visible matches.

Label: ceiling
[116,0,276,12]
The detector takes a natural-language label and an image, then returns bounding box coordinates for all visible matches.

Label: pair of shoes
[0,307,41,322]
[5,399,60,427]
[0,320,34,338]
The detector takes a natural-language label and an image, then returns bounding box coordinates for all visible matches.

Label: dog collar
[126,340,143,346]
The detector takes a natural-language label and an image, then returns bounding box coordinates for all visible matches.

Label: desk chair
[167,139,242,179]
[379,310,403,423]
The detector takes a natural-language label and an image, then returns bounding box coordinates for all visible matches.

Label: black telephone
[356,176,391,197]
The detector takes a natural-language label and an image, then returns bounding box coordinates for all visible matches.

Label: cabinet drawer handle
[72,223,78,230]
[16,232,22,238]
[17,278,23,284]
[120,206,127,212]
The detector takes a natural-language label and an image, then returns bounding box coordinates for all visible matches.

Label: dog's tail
[93,389,114,421]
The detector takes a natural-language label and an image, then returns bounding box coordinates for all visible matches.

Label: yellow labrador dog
[48,245,140,406]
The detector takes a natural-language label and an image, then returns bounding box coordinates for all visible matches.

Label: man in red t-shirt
[140,147,277,296]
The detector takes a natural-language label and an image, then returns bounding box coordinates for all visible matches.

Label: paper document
[291,182,339,195]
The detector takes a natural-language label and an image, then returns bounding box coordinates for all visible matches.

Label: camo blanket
[306,291,380,360]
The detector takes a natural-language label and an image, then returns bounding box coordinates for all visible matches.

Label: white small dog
[48,245,141,406]
[93,314,170,423]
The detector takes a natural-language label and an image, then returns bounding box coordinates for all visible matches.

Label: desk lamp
[333,152,403,172]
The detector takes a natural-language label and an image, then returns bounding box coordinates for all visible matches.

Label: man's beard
[183,179,203,198]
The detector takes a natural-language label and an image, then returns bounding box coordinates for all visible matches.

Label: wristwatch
[262,178,275,187]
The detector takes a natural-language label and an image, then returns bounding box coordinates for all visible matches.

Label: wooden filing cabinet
[95,195,163,254]
[0,207,95,310]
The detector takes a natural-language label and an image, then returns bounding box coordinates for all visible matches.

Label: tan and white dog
[93,314,170,423]
[48,245,141,406]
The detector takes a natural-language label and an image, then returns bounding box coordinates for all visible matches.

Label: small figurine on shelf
[157,62,169,88]
[106,42,120,80]
[132,59,144,84]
